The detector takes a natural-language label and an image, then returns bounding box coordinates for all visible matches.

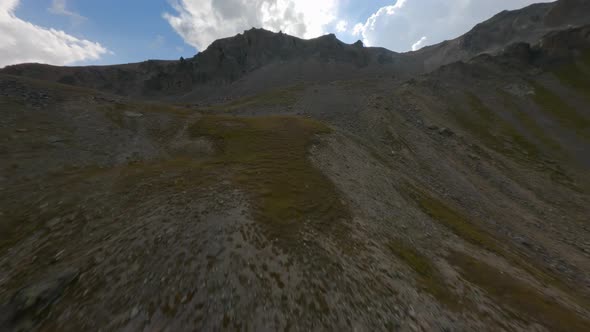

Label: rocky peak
[191,28,388,80]
[545,0,590,26]
[414,0,590,71]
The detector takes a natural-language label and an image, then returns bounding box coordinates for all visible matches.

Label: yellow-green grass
[531,82,590,141]
[553,50,590,97]
[403,183,500,252]
[99,101,191,128]
[497,89,564,155]
[453,92,578,189]
[2,113,345,254]
[388,241,459,309]
[190,115,349,243]
[498,90,577,187]
[448,250,590,332]
[460,92,543,163]
[403,183,590,311]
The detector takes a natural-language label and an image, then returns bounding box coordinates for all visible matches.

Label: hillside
[1,0,590,331]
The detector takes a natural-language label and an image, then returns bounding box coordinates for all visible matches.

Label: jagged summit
[198,27,372,67]
[1,27,404,99]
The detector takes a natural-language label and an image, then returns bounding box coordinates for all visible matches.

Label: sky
[0,0,554,68]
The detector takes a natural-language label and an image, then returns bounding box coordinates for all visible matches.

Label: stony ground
[1,36,590,331]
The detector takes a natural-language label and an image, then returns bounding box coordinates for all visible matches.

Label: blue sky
[0,0,552,67]
[13,0,193,64]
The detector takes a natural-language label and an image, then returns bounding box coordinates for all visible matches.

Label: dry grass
[452,92,578,189]
[553,50,590,98]
[462,92,543,163]
[531,81,590,141]
[190,115,349,244]
[448,250,590,332]
[403,183,590,312]
[388,241,459,309]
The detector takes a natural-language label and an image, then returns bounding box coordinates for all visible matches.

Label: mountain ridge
[3,0,590,101]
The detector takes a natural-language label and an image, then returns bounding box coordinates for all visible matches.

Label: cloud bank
[352,0,554,52]
[0,0,108,67]
[165,0,552,53]
[163,0,340,51]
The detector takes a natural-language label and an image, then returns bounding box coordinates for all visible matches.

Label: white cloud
[335,19,347,33]
[352,23,364,36]
[48,0,86,23]
[411,36,427,51]
[352,0,554,52]
[0,0,108,67]
[164,0,340,51]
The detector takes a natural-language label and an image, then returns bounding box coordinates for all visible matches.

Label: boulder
[438,127,455,137]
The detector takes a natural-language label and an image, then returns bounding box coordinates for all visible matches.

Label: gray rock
[438,127,454,137]
[130,306,139,319]
[124,111,143,118]
[46,217,63,228]
[515,236,531,247]
[47,136,65,143]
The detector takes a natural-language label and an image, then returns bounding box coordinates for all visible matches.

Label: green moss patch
[448,250,590,332]
[190,115,349,243]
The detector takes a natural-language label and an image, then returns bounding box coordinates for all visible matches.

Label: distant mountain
[1,0,589,100]
[0,28,409,101]
[413,0,590,70]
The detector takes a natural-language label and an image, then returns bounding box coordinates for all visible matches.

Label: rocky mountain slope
[1,0,590,331]
[4,0,589,102]
[414,0,590,70]
[0,29,410,102]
